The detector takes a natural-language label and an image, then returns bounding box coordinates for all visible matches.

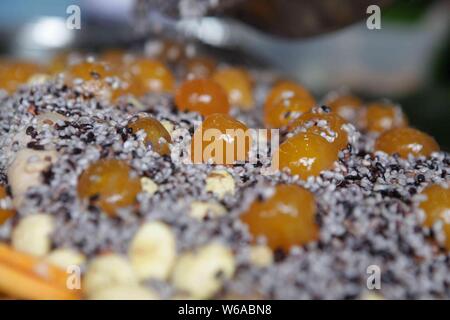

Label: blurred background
[0,0,448,149]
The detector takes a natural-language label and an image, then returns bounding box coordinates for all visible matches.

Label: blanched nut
[27,73,52,86]
[128,221,176,281]
[45,248,86,270]
[205,170,235,199]
[189,201,226,220]
[172,243,235,299]
[12,214,54,257]
[361,292,384,300]
[140,177,159,196]
[249,245,273,267]
[171,293,195,300]
[36,112,68,129]
[83,254,138,298]
[7,148,58,207]
[161,120,175,137]
[89,284,158,300]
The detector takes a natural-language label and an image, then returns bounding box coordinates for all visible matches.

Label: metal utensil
[134,0,394,40]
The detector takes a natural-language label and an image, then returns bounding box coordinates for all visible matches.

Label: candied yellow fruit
[155,39,185,63]
[191,113,250,165]
[100,49,128,70]
[0,61,43,93]
[66,61,118,100]
[77,159,142,217]
[110,79,146,102]
[128,58,174,93]
[375,127,439,158]
[212,67,254,109]
[67,61,113,81]
[175,79,230,116]
[324,94,362,122]
[420,184,450,250]
[240,184,319,251]
[288,111,349,152]
[0,186,14,225]
[48,52,70,74]
[264,81,315,128]
[273,132,338,179]
[361,102,407,133]
[185,56,217,79]
[128,117,172,156]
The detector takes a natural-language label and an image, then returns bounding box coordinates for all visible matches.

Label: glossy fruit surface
[361,102,407,133]
[128,117,172,156]
[156,40,185,63]
[77,159,142,217]
[67,61,113,81]
[213,68,254,109]
[273,132,338,179]
[175,79,230,116]
[241,184,319,251]
[128,58,174,93]
[191,114,250,164]
[100,49,127,70]
[185,57,216,79]
[288,111,349,152]
[110,79,146,102]
[66,61,117,100]
[48,53,70,74]
[0,61,43,93]
[324,94,362,122]
[264,81,315,128]
[375,127,439,158]
[420,184,450,250]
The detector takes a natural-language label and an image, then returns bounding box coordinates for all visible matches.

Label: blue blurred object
[0,0,136,61]
[0,0,75,27]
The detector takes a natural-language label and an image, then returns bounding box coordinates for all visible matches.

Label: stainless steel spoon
[134,0,394,41]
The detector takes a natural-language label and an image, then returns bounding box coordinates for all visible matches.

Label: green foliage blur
[385,0,450,150]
